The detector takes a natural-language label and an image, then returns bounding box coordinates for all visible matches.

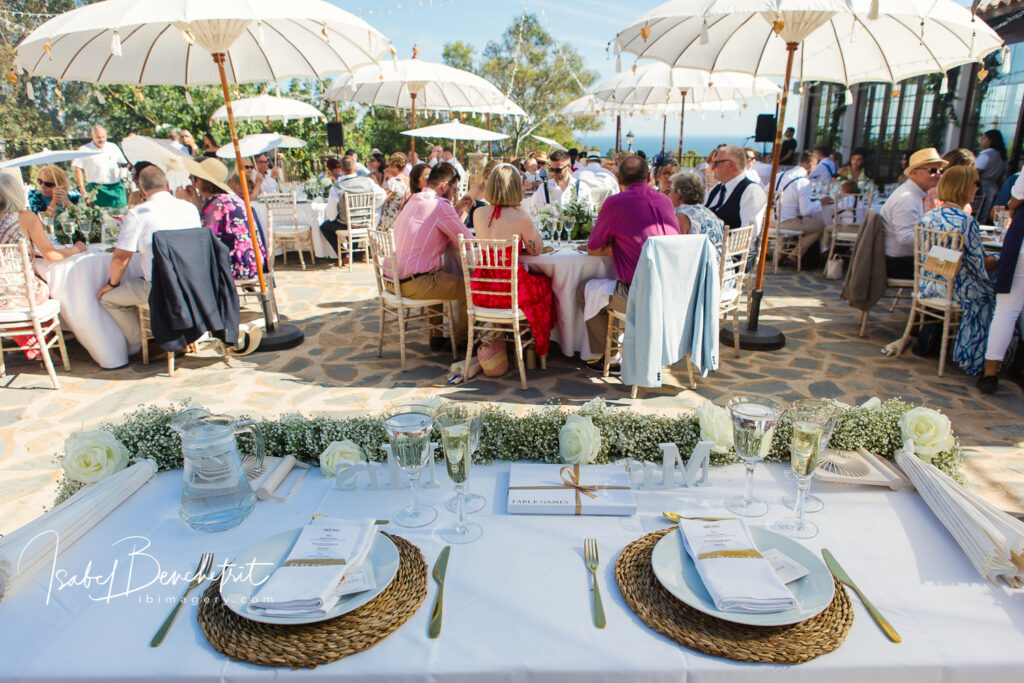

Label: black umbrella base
[257,323,305,352]
[720,324,786,351]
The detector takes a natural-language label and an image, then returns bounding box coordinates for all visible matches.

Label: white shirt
[1011,170,1024,201]
[807,157,838,182]
[114,191,201,280]
[169,140,188,154]
[531,177,596,212]
[777,166,823,222]
[707,173,767,230]
[355,162,371,177]
[260,175,279,196]
[744,167,762,186]
[574,162,619,206]
[325,173,386,222]
[428,157,465,179]
[71,141,127,185]
[880,178,927,258]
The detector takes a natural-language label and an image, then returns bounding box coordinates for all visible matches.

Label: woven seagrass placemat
[197,532,427,669]
[615,528,853,664]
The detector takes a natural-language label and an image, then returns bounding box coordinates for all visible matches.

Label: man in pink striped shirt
[391,162,474,343]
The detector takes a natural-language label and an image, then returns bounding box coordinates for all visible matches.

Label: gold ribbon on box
[507,464,631,515]
[697,549,763,560]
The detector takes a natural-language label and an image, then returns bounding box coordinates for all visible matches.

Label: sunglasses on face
[550,165,569,173]
[40,181,56,188]
[713,159,731,166]
[244,165,254,170]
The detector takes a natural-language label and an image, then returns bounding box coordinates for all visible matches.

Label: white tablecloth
[251,200,334,260]
[521,247,614,357]
[4,460,1022,681]
[33,245,144,369]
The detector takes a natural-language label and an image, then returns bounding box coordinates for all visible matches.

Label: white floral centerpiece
[61,430,130,484]
[319,439,364,476]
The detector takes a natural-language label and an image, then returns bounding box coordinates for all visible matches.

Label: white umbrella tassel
[25,79,33,99]
[940,73,949,94]
[844,88,853,106]
[869,0,879,21]
[700,18,709,45]
[184,89,192,105]
[110,30,122,57]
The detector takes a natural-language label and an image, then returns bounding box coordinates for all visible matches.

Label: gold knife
[428,546,451,639]
[822,548,901,643]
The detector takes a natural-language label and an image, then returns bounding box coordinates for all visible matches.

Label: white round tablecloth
[521,247,614,357]
[33,245,143,369]
[251,200,334,260]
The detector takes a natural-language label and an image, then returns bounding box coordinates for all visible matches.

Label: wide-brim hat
[907,148,948,173]
[184,157,234,195]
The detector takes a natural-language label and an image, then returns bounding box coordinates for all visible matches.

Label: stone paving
[2,259,1022,535]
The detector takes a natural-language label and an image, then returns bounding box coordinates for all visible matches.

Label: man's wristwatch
[106,279,120,288]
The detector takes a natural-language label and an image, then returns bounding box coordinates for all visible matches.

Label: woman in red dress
[470,164,555,359]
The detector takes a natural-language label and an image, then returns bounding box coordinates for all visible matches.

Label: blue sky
[334,0,781,145]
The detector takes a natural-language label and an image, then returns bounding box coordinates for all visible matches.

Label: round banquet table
[250,200,334,260]
[520,246,614,357]
[33,244,144,369]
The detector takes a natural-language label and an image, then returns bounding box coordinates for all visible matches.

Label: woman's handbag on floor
[824,255,845,280]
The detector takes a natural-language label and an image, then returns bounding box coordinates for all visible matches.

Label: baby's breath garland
[53,397,962,506]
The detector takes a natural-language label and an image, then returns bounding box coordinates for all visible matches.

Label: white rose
[320,439,364,476]
[61,430,130,484]
[899,407,955,461]
[559,415,601,465]
[696,401,733,454]
[858,397,882,411]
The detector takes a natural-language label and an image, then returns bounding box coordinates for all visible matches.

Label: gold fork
[150,553,214,647]
[583,538,606,629]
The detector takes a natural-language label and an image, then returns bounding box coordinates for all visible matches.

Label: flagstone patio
[1,261,1022,534]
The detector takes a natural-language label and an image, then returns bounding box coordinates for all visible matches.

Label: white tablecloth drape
[3,460,1022,682]
[521,248,614,357]
[251,200,334,260]
[33,245,144,369]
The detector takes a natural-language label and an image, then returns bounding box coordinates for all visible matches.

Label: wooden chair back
[457,235,521,315]
[0,240,39,315]
[720,225,754,297]
[913,223,963,304]
[343,192,376,230]
[367,228,399,297]
[262,192,300,231]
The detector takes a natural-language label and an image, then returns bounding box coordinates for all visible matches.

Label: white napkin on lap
[678,518,797,613]
[248,517,376,617]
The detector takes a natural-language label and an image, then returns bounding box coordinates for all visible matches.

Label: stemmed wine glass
[725,396,785,517]
[445,402,486,514]
[774,404,831,539]
[436,403,484,544]
[62,220,76,248]
[782,399,841,513]
[382,401,438,528]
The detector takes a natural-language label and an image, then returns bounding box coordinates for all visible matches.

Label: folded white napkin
[677,517,797,613]
[896,440,1024,587]
[582,278,617,322]
[248,517,376,617]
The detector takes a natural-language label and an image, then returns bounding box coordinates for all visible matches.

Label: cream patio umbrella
[15,0,388,350]
[0,149,100,169]
[591,63,779,156]
[613,0,1003,351]
[401,121,509,142]
[210,94,325,124]
[529,135,568,152]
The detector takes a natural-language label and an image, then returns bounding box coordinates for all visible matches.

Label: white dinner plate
[651,526,835,627]
[219,528,400,625]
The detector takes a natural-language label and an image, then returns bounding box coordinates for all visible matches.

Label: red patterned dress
[470,207,556,356]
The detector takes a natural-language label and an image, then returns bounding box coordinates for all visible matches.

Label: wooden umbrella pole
[678,90,686,162]
[661,114,666,153]
[615,115,621,152]
[754,41,798,292]
[410,92,417,158]
[332,101,340,122]
[213,53,266,294]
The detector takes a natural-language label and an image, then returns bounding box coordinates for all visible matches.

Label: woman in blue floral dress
[918,166,997,376]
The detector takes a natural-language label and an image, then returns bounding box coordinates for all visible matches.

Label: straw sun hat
[906,148,948,174]
[184,157,234,195]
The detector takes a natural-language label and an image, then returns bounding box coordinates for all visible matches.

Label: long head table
[2,460,1022,681]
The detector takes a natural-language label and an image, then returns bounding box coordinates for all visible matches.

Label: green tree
[441,42,474,73]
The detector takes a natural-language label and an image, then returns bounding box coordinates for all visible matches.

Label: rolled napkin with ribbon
[248,517,377,617]
[678,517,797,613]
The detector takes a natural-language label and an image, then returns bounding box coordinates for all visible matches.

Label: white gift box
[507,463,638,516]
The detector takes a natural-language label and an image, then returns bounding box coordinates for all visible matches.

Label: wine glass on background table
[445,402,486,514]
[62,219,75,248]
[383,401,438,528]
[782,399,841,513]
[725,396,785,517]
[436,403,484,543]
[774,404,830,539]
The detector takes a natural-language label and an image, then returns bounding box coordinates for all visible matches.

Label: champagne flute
[383,401,438,528]
[725,396,785,517]
[62,220,76,247]
[782,399,841,513]
[774,405,830,539]
[446,402,486,513]
[436,403,484,543]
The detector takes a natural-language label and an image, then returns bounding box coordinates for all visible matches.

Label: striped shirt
[392,188,473,279]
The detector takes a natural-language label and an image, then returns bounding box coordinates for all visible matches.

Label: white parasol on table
[215,134,306,160]
[0,149,100,169]
[210,94,325,123]
[613,0,1004,351]
[16,0,389,350]
[120,135,191,190]
[401,121,509,142]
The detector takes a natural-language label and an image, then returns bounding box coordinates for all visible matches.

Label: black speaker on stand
[326,122,344,149]
[754,115,776,144]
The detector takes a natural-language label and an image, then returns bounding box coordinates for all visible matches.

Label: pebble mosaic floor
[1,259,1022,534]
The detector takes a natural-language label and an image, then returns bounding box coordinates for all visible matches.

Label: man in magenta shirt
[578,155,679,371]
[391,162,474,346]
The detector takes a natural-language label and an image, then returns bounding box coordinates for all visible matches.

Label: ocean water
[574,134,762,159]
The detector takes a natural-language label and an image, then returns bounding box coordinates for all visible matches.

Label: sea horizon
[570,133,768,159]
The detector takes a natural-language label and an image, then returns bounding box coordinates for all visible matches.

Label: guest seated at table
[807,147,839,183]
[777,150,833,263]
[977,206,1024,393]
[574,152,619,208]
[409,163,430,195]
[655,159,680,193]
[837,147,871,188]
[178,157,266,281]
[464,159,503,230]
[880,147,947,278]
[532,150,595,212]
[367,152,387,187]
[917,166,996,376]
[924,148,975,213]
[0,173,86,264]
[668,170,724,261]
[470,164,555,358]
[379,153,411,232]
[98,167,202,356]
[318,155,385,251]
[705,145,767,266]
[391,162,474,349]
[976,130,1007,223]
[200,133,220,158]
[743,148,763,186]
[127,161,156,209]
[577,155,679,372]
[522,157,543,192]
[28,165,80,215]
